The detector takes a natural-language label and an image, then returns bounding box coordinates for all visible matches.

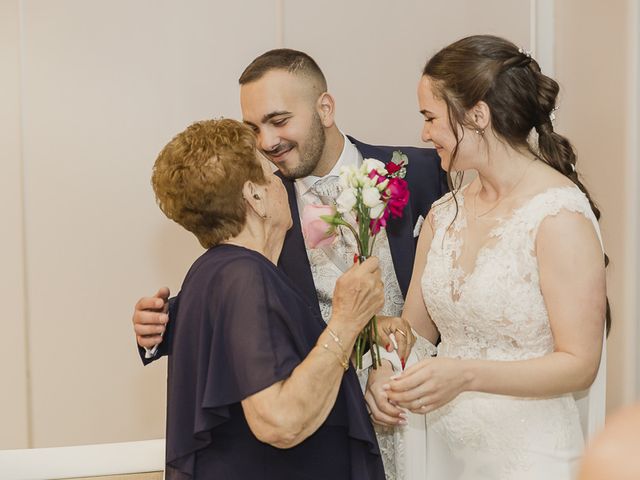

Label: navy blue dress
[165,245,385,480]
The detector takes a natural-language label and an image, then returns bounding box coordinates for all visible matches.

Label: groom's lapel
[348,136,415,298]
[276,173,322,311]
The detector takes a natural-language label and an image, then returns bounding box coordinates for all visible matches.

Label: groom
[133,48,447,424]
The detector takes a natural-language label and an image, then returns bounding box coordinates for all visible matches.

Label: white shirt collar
[295,132,361,197]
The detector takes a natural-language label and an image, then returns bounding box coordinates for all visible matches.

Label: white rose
[336,188,357,214]
[362,175,376,189]
[376,178,389,191]
[339,172,351,189]
[362,187,382,208]
[362,158,387,175]
[370,202,385,219]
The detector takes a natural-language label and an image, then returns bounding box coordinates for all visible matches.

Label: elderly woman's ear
[243,181,268,219]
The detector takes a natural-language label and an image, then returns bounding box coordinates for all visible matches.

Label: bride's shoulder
[517,164,586,208]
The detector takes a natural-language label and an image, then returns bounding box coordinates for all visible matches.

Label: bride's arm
[402,210,440,344]
[387,210,606,412]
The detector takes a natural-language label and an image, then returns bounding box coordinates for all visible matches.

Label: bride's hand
[385,357,471,414]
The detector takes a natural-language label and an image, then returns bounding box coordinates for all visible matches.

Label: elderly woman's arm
[241,258,384,449]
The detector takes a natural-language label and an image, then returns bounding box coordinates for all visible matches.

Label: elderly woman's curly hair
[152,119,266,248]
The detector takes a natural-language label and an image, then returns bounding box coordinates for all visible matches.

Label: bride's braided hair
[423,35,610,333]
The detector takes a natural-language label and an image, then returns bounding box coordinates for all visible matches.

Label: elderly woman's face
[257,152,293,231]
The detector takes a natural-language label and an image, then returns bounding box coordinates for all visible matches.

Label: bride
[378,35,608,479]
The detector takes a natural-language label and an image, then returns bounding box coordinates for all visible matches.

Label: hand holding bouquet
[302,151,409,368]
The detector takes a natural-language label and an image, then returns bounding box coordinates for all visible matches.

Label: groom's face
[240,70,326,179]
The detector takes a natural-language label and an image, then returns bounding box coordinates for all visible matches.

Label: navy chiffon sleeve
[202,256,302,407]
[166,249,305,478]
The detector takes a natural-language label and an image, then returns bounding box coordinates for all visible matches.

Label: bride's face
[417,76,476,172]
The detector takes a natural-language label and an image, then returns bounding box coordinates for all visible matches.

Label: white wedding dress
[419,185,607,480]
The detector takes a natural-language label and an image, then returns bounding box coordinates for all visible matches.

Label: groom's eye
[272,118,288,127]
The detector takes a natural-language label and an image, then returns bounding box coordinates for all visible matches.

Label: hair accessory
[518,47,532,58]
[550,106,559,122]
[474,128,485,136]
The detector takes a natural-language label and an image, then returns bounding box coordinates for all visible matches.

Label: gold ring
[395,329,407,337]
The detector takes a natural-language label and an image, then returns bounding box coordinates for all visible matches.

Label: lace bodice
[422,185,597,361]
[420,185,599,478]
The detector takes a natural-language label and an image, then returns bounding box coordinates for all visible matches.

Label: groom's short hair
[239,48,327,92]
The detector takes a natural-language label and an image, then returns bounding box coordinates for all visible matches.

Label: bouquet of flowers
[302,151,409,369]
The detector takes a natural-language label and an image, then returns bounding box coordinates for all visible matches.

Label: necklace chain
[473,159,536,219]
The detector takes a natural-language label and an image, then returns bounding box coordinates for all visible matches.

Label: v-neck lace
[419,184,601,477]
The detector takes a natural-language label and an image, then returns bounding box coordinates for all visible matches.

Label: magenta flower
[386,177,410,218]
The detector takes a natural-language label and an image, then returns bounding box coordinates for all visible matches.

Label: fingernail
[398,419,408,425]
[399,413,407,419]
[386,344,392,352]
[401,358,405,370]
[353,254,359,264]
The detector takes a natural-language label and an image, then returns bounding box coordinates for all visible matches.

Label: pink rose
[302,204,337,248]
[386,178,409,218]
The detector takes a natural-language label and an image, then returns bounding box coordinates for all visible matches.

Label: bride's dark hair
[423,34,610,333]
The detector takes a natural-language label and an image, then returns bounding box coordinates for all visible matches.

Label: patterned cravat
[308,175,358,272]
[309,175,341,206]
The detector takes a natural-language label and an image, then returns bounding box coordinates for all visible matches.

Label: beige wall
[2,0,637,454]
[554,0,639,412]
[0,0,30,449]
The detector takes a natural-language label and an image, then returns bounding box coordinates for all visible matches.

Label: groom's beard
[267,113,326,180]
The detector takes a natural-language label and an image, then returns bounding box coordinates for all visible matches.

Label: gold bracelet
[320,342,349,371]
[325,325,347,355]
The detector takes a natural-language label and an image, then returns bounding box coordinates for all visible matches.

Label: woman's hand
[375,316,416,368]
[364,360,407,427]
[331,257,384,334]
[385,357,471,414]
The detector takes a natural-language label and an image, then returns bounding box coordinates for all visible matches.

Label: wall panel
[20,0,277,447]
[283,0,532,147]
[0,0,30,449]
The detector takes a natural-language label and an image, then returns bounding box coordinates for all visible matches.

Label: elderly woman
[151,119,386,480]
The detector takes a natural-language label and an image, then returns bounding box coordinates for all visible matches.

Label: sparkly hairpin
[550,106,559,122]
[518,47,532,58]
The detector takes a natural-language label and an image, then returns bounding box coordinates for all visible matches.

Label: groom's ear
[316,92,336,128]
[468,101,491,131]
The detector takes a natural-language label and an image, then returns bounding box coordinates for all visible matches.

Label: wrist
[327,317,360,345]
[461,360,477,392]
